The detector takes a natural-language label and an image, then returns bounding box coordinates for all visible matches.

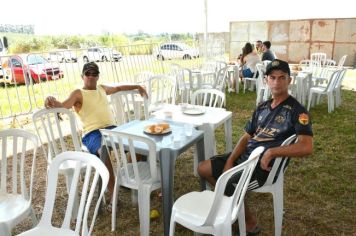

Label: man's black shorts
[210,152,269,196]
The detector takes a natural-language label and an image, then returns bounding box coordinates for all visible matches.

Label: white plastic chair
[191,88,226,108]
[32,108,83,215]
[251,135,297,236]
[110,89,149,125]
[242,65,259,93]
[170,63,194,103]
[255,63,268,106]
[307,69,341,113]
[311,52,327,67]
[213,66,229,91]
[146,74,176,112]
[0,129,38,236]
[199,61,219,89]
[333,69,347,107]
[337,55,347,69]
[133,71,154,86]
[169,147,264,236]
[16,151,109,236]
[100,129,161,234]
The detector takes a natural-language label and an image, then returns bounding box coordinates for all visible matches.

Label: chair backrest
[171,65,194,90]
[324,69,342,93]
[337,55,347,69]
[38,151,109,236]
[191,88,226,108]
[262,60,271,67]
[134,71,154,86]
[334,68,347,90]
[100,129,160,187]
[202,146,264,226]
[262,135,297,186]
[32,108,81,163]
[311,52,327,66]
[318,59,336,79]
[147,74,176,108]
[110,89,149,125]
[200,60,218,73]
[0,129,38,200]
[213,66,228,91]
[255,63,266,90]
[215,61,228,71]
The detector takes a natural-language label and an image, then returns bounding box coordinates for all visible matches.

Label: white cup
[164,111,173,119]
[184,123,194,137]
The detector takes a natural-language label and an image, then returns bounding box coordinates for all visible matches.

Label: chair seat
[120,162,161,188]
[0,194,31,223]
[17,226,78,236]
[310,86,328,93]
[173,190,229,226]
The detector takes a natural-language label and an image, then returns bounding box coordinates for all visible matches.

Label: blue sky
[3,0,355,35]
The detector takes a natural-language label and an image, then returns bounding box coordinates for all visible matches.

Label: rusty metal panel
[229,18,356,66]
[270,21,289,42]
[312,20,335,41]
[310,42,333,58]
[334,43,356,65]
[230,22,249,42]
[289,43,310,62]
[335,19,356,42]
[290,20,311,42]
[230,42,245,60]
[249,21,268,42]
[272,44,288,60]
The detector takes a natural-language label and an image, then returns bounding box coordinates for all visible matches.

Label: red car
[1,54,64,85]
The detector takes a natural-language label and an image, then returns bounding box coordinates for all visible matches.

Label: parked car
[47,50,78,63]
[153,42,199,60]
[1,54,64,85]
[82,47,122,62]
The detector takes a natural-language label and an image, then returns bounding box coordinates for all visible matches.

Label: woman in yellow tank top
[44,62,148,209]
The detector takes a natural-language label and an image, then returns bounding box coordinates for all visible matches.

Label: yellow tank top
[77,85,115,134]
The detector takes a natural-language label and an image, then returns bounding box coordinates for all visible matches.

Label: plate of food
[144,123,172,135]
[183,108,205,115]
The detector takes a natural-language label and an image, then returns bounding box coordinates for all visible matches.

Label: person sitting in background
[44,61,148,211]
[255,40,263,55]
[239,42,261,81]
[261,41,276,61]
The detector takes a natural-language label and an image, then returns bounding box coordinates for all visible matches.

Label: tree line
[0,24,34,34]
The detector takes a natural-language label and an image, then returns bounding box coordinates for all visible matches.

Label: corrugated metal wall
[229,18,356,66]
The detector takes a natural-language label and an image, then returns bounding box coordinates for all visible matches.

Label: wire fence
[0,41,226,123]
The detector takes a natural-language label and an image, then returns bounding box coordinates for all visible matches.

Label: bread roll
[160,123,170,130]
[154,126,163,133]
[148,125,156,133]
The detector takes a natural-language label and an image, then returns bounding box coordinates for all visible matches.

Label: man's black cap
[265,59,290,76]
[82,62,100,75]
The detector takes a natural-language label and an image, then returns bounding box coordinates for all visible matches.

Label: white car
[47,50,78,63]
[153,42,199,60]
[82,47,122,62]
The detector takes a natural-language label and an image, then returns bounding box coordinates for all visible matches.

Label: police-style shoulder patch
[298,113,309,125]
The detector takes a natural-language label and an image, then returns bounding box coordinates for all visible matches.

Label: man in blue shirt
[198,59,313,234]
